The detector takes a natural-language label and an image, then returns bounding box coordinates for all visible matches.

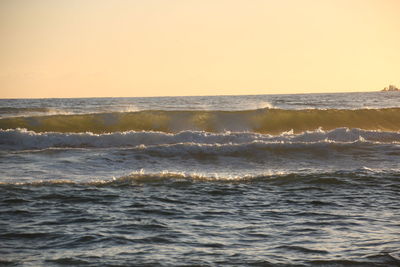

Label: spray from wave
[0,107,73,118]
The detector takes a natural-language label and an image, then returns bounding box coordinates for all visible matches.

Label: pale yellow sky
[0,0,399,98]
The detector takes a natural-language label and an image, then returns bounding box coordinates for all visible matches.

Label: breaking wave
[1,168,399,187]
[0,108,399,134]
[1,127,399,150]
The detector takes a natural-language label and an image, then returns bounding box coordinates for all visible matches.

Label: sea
[0,92,399,266]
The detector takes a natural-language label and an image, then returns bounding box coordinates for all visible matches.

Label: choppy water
[1,92,400,266]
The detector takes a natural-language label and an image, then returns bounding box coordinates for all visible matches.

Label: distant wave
[1,127,399,150]
[0,107,53,114]
[1,168,399,187]
[0,108,399,134]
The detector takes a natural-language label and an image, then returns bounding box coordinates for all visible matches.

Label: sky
[0,0,399,98]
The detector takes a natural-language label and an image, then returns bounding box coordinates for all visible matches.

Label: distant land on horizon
[382,85,400,92]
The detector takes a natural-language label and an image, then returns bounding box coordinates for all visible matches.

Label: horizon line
[0,90,380,100]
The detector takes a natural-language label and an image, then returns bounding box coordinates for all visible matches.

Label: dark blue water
[1,93,400,266]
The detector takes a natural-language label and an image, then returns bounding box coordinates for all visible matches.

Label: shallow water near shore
[1,92,400,266]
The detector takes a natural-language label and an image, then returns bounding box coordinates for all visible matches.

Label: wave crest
[1,108,399,134]
[1,168,398,187]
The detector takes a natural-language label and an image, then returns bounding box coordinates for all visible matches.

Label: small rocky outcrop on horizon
[382,85,399,91]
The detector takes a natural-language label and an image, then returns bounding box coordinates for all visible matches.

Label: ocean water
[1,92,399,266]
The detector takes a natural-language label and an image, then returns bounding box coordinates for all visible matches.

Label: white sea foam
[0,128,399,150]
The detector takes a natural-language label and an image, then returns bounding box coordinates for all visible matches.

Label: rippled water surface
[1,92,400,266]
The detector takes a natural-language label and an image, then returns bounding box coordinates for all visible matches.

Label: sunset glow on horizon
[1,0,399,98]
